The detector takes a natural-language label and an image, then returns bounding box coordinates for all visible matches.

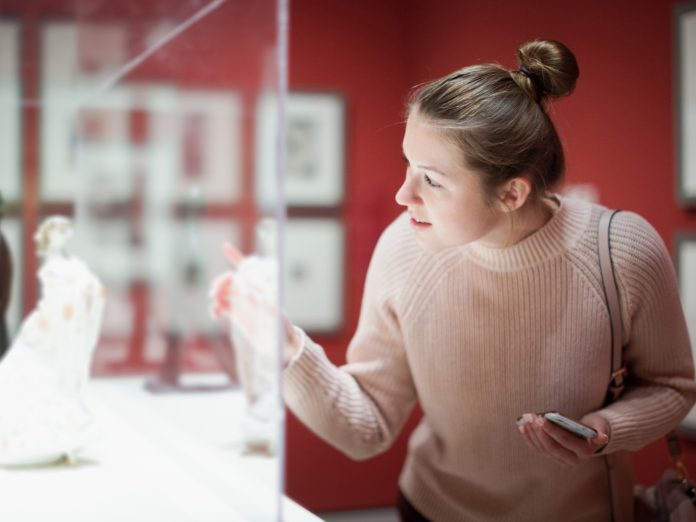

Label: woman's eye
[424,174,441,188]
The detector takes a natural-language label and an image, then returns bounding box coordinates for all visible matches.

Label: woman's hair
[407,39,579,205]
[34,216,72,257]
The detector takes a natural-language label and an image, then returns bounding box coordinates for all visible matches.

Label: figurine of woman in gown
[209,220,283,455]
[0,216,105,466]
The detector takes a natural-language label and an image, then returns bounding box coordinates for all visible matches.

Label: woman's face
[395,111,505,250]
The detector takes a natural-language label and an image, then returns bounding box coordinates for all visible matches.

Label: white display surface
[0,376,320,522]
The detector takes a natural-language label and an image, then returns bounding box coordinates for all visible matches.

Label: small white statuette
[0,216,106,466]
[210,220,280,456]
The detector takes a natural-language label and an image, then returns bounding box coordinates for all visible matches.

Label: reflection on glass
[0,1,293,520]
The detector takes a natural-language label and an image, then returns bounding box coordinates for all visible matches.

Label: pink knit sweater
[283,196,696,521]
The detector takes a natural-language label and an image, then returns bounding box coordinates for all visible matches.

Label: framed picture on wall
[284,218,344,332]
[176,90,243,204]
[256,92,345,209]
[40,22,131,201]
[0,21,21,202]
[139,86,243,205]
[675,3,696,206]
[73,217,134,286]
[161,219,242,336]
[677,234,696,432]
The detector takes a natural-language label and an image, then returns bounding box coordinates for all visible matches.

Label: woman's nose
[395,174,420,207]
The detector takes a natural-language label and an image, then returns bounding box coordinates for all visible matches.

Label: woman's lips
[409,217,432,229]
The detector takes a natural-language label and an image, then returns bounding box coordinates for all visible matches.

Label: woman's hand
[208,242,302,364]
[209,242,245,320]
[517,411,610,466]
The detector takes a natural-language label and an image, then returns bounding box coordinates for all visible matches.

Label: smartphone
[543,412,598,439]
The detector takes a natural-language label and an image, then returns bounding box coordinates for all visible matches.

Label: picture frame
[256,92,345,209]
[675,2,696,206]
[73,217,135,286]
[176,90,243,204]
[677,234,696,431]
[0,21,21,202]
[40,21,130,201]
[283,218,344,332]
[159,218,242,336]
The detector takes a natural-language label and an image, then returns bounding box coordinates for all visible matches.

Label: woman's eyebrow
[418,165,447,177]
[402,152,447,177]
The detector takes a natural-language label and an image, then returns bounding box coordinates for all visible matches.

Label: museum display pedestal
[0,376,319,522]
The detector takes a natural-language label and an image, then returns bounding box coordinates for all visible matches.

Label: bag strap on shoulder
[598,210,627,404]
[598,209,689,490]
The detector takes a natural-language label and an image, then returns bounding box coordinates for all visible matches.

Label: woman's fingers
[518,413,599,466]
[214,246,301,364]
[209,272,235,318]
[223,242,244,267]
[579,413,610,453]
[519,422,541,453]
[533,417,580,466]
[540,418,607,459]
[518,414,545,453]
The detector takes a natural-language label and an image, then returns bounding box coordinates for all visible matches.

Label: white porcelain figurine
[209,221,281,455]
[0,216,105,466]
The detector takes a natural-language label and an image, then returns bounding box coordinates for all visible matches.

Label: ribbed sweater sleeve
[598,211,696,453]
[283,215,419,460]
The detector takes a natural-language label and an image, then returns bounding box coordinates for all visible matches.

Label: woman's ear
[498,177,532,212]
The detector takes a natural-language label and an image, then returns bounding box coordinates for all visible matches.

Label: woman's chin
[413,233,447,252]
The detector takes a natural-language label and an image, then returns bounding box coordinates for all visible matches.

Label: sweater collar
[465,196,592,271]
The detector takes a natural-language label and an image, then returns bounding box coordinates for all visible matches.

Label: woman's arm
[283,218,419,460]
[518,211,696,463]
[594,211,696,453]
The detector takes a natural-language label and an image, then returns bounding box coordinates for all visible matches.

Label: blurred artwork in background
[0,193,11,359]
[209,220,280,456]
[0,216,105,466]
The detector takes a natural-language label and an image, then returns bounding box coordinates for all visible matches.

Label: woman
[219,39,696,521]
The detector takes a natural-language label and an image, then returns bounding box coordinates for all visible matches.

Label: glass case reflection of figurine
[146,186,238,392]
[0,216,106,466]
[210,220,280,456]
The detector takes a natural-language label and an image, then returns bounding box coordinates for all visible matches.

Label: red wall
[285,0,415,511]
[4,0,696,513]
[286,0,696,512]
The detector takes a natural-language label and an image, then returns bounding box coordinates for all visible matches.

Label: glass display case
[0,1,313,520]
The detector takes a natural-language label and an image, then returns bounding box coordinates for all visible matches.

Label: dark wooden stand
[145,192,239,394]
[144,332,239,394]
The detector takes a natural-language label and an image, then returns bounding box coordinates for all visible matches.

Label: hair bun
[516,39,579,100]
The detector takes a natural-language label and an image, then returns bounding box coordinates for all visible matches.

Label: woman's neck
[480,195,558,249]
[514,196,558,242]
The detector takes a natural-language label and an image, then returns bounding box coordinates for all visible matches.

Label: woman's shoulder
[376,212,414,249]
[366,213,429,285]
[372,212,428,265]
[567,198,667,261]
[606,209,675,304]
[609,210,668,261]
